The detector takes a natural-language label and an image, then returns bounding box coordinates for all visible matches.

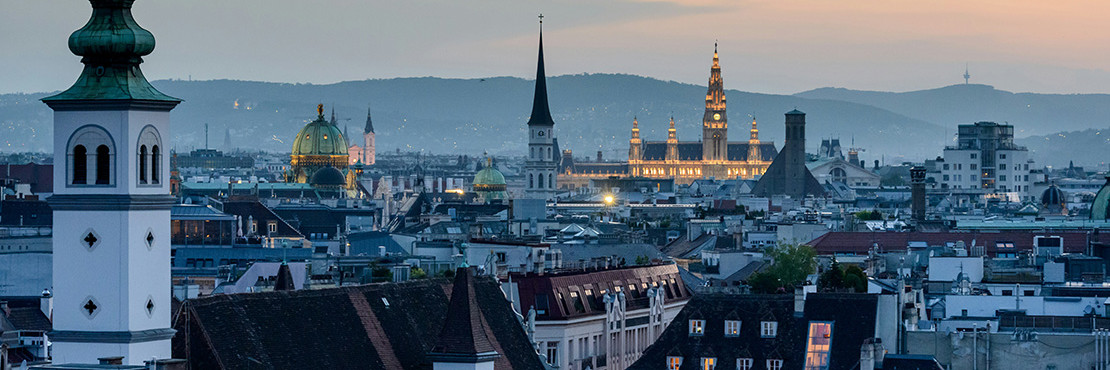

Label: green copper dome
[43,0,179,104]
[292,106,349,157]
[1091,177,1110,220]
[473,166,507,191]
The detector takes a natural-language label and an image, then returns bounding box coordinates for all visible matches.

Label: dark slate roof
[2,306,52,332]
[631,293,886,370]
[221,200,303,238]
[365,107,375,134]
[803,294,879,370]
[348,231,407,256]
[661,234,714,258]
[806,231,1088,255]
[628,294,805,370]
[174,277,545,370]
[429,268,498,360]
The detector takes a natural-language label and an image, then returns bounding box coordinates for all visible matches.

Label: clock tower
[524,16,558,200]
[42,0,179,364]
[702,43,728,163]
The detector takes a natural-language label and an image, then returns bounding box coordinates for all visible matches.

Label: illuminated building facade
[559,46,777,188]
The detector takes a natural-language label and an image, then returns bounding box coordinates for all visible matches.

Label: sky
[3,0,1110,95]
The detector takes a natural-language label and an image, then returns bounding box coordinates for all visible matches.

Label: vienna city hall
[559,46,777,188]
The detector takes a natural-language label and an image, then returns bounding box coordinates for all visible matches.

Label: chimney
[860,340,875,370]
[910,166,927,222]
[40,289,52,320]
[794,287,805,314]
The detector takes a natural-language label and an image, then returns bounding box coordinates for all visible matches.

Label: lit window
[804,322,833,370]
[761,321,778,338]
[268,222,277,234]
[701,357,716,370]
[667,356,682,370]
[767,359,784,370]
[689,319,705,336]
[736,358,753,370]
[725,320,741,337]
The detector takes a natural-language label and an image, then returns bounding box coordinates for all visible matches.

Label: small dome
[292,106,348,157]
[1041,184,1066,207]
[310,166,346,187]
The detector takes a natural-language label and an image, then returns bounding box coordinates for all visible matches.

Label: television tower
[964,63,971,84]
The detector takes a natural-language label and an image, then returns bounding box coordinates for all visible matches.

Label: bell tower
[629,117,642,166]
[702,43,728,162]
[42,0,180,364]
[524,15,558,200]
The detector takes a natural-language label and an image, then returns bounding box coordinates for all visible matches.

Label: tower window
[139,145,148,184]
[72,145,88,184]
[529,174,534,188]
[151,145,161,184]
[95,145,111,184]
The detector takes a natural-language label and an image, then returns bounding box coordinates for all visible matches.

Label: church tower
[364,106,376,165]
[41,0,179,364]
[524,16,558,200]
[748,117,761,164]
[702,43,728,162]
[666,117,679,162]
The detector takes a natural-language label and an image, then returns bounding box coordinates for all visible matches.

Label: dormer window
[688,319,705,336]
[667,356,682,370]
[736,358,753,370]
[701,357,716,370]
[761,321,778,338]
[725,320,741,337]
[766,359,783,370]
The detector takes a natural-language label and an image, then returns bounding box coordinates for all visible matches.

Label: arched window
[831,167,847,183]
[96,145,110,185]
[529,174,534,188]
[67,125,115,186]
[547,147,552,159]
[137,125,162,186]
[549,173,553,188]
[537,174,544,189]
[72,145,87,185]
[139,145,148,184]
[151,145,160,184]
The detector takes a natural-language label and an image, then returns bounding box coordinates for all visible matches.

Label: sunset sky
[4,0,1109,95]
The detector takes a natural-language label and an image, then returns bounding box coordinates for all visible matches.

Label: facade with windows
[940,122,1037,202]
[629,293,909,370]
[510,264,690,370]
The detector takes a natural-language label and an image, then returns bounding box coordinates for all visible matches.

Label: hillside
[796,84,1110,137]
[0,74,945,162]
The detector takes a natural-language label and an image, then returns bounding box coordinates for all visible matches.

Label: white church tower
[42,0,180,364]
[523,16,559,200]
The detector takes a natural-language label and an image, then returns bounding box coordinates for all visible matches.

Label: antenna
[964,63,970,85]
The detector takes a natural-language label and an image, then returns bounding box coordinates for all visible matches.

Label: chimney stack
[910,166,927,222]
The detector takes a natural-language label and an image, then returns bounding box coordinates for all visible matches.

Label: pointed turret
[427,267,500,367]
[273,261,295,291]
[668,117,678,142]
[629,116,642,163]
[748,117,762,163]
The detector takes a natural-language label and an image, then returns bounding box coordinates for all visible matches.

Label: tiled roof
[3,306,51,332]
[174,277,545,370]
[806,231,1088,255]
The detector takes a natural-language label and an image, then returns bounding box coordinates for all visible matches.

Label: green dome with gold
[292,105,349,157]
[1091,177,1110,220]
[472,158,507,201]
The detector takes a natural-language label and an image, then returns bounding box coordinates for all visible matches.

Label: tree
[746,243,817,294]
[818,262,845,292]
[411,266,427,279]
[855,210,883,221]
[844,265,868,293]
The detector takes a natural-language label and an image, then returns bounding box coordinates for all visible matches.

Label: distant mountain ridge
[0,75,1105,167]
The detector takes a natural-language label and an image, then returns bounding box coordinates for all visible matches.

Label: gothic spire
[526,15,555,127]
[631,116,640,140]
[668,117,677,141]
[364,105,375,134]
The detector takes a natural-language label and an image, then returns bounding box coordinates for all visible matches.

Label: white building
[940,122,1037,202]
[42,0,179,364]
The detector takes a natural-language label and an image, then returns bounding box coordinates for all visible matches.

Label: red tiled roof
[806,231,1088,255]
[1,163,52,194]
